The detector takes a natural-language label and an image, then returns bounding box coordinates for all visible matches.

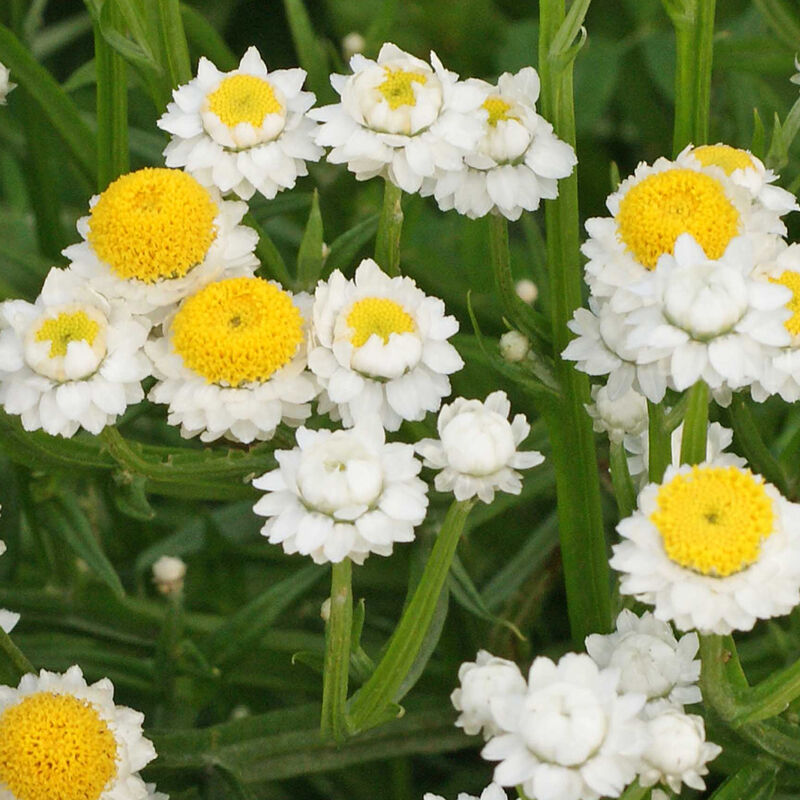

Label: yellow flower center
[650,465,775,577]
[0,692,117,800]
[616,169,740,269]
[691,144,755,175]
[770,272,800,336]
[347,297,416,347]
[482,96,515,126]
[377,68,428,110]
[171,277,303,385]
[35,311,100,358]
[88,167,218,284]
[206,74,283,128]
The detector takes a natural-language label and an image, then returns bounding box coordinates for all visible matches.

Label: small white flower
[62,167,258,318]
[638,710,721,793]
[152,555,187,596]
[585,610,701,715]
[450,650,527,739]
[482,653,646,800]
[515,278,538,304]
[0,268,151,438]
[586,384,647,444]
[342,32,366,59]
[429,67,576,220]
[0,62,15,104]
[610,460,800,634]
[147,276,317,444]
[310,42,485,193]
[158,46,322,201]
[416,391,543,504]
[499,330,529,362]
[424,785,507,800]
[309,258,463,431]
[253,417,428,564]
[0,665,157,800]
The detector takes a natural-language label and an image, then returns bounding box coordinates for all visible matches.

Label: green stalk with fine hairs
[321,559,353,742]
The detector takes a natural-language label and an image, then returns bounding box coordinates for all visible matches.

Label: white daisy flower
[62,167,258,318]
[585,610,701,716]
[610,460,800,634]
[0,62,15,105]
[415,390,543,504]
[586,384,647,444]
[308,258,463,431]
[158,46,323,201]
[0,664,156,800]
[623,234,791,395]
[678,143,799,218]
[638,710,721,794]
[450,650,528,739]
[424,784,507,800]
[252,417,428,565]
[430,67,576,220]
[146,276,317,444]
[583,154,786,310]
[482,653,646,800]
[0,267,151,438]
[310,42,485,193]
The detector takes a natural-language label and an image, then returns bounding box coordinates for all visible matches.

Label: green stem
[347,500,474,732]
[618,781,649,800]
[539,0,609,644]
[692,0,716,145]
[155,0,192,91]
[374,179,403,277]
[671,9,695,153]
[0,626,34,680]
[647,400,672,483]
[609,439,637,518]
[321,559,353,742]
[679,380,709,465]
[93,0,128,190]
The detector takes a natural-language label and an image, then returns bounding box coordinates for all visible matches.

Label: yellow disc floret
[770,272,800,336]
[35,311,100,358]
[347,297,416,347]
[0,692,117,800]
[171,277,303,385]
[207,74,283,128]
[88,167,218,284]
[692,144,755,175]
[378,68,428,109]
[651,465,775,577]
[482,97,515,126]
[616,169,740,269]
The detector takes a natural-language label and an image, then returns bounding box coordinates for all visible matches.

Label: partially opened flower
[146,276,317,443]
[430,67,576,220]
[0,665,157,800]
[309,258,463,431]
[63,167,258,317]
[585,384,647,444]
[0,267,151,437]
[415,391,543,503]
[310,42,484,193]
[610,460,800,634]
[158,46,322,201]
[253,417,428,564]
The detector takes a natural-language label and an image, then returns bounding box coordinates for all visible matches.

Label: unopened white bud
[320,597,331,622]
[515,279,538,304]
[499,330,529,362]
[152,555,187,596]
[342,32,366,60]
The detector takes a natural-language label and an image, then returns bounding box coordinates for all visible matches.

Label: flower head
[415,391,543,503]
[0,665,157,800]
[253,417,428,564]
[158,46,322,201]
[586,384,647,444]
[309,259,463,431]
[610,460,800,633]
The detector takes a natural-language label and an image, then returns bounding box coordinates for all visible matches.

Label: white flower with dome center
[146,276,317,444]
[482,653,646,800]
[610,459,800,634]
[585,610,701,716]
[424,784,507,800]
[416,391,543,503]
[253,417,428,564]
[308,258,463,431]
[158,46,322,201]
[429,67,576,220]
[310,42,485,193]
[0,665,157,800]
[63,167,258,318]
[0,268,151,438]
[450,650,527,739]
[638,709,721,794]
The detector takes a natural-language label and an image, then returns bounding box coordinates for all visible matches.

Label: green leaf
[296,189,325,290]
[282,0,331,102]
[709,762,778,800]
[752,108,766,160]
[154,0,192,91]
[111,471,155,521]
[180,3,236,70]
[0,22,96,184]
[323,213,379,278]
